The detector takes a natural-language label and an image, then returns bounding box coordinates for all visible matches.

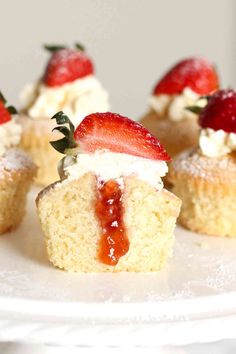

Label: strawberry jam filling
[95,179,129,266]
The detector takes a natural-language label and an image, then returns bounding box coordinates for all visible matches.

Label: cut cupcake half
[36,112,181,272]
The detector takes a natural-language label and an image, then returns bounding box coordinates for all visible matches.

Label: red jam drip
[95,179,130,266]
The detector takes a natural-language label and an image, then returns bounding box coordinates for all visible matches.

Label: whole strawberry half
[199,89,236,133]
[154,57,219,95]
[43,48,94,87]
[0,100,11,124]
[0,92,17,125]
[74,112,171,161]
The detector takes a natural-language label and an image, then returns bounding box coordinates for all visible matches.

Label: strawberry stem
[44,43,86,53]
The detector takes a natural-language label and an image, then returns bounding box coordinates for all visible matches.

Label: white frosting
[0,118,22,156]
[20,75,110,127]
[149,87,207,121]
[199,128,236,157]
[59,150,168,191]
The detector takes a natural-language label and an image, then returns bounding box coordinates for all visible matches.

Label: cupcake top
[198,89,236,157]
[170,148,236,184]
[0,92,35,178]
[0,92,22,157]
[169,89,236,186]
[149,57,219,122]
[20,44,110,127]
[50,111,170,191]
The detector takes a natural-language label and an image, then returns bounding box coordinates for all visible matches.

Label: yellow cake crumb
[0,148,36,234]
[168,148,236,237]
[36,174,181,272]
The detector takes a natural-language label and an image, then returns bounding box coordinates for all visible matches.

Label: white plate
[0,188,236,347]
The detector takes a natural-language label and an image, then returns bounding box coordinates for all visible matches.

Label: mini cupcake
[168,89,236,237]
[140,57,219,157]
[0,93,36,234]
[36,112,181,272]
[20,43,110,186]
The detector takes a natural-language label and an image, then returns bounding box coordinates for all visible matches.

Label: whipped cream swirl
[20,75,110,127]
[149,87,207,121]
[199,128,236,157]
[58,150,168,191]
[0,117,22,156]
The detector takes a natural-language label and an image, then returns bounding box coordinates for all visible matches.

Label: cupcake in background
[168,89,236,237]
[20,43,110,185]
[0,92,36,234]
[140,57,219,157]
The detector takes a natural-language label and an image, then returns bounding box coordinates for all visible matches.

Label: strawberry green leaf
[0,92,6,104]
[51,111,71,125]
[0,92,17,114]
[50,111,78,154]
[50,137,70,154]
[186,95,210,114]
[200,95,211,101]
[52,126,70,138]
[44,44,67,53]
[185,105,203,114]
[75,43,85,51]
[7,106,18,115]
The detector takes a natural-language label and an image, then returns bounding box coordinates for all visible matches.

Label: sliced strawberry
[154,57,219,95]
[0,100,11,125]
[74,112,171,161]
[43,48,94,87]
[199,89,236,133]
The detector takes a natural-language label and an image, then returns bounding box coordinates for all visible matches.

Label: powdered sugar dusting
[44,48,94,86]
[50,48,91,68]
[171,148,236,182]
[154,57,218,95]
[172,57,211,76]
[220,89,235,99]
[0,148,35,178]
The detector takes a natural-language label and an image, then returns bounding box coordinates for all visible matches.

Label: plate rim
[1,291,236,322]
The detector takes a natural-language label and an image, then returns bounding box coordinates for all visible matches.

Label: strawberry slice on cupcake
[43,44,94,87]
[0,92,20,155]
[140,56,220,158]
[0,100,11,124]
[199,89,236,133]
[50,111,171,161]
[0,92,18,125]
[154,57,219,96]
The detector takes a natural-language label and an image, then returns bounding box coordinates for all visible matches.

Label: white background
[0,1,235,352]
[0,0,235,118]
